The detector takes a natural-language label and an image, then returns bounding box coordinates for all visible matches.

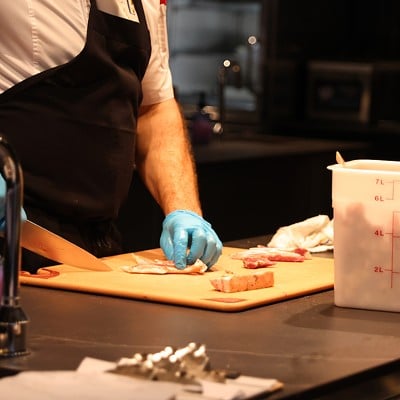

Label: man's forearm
[136,98,202,216]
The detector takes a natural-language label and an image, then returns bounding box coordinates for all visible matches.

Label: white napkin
[267,215,334,253]
[0,357,282,400]
[0,369,177,400]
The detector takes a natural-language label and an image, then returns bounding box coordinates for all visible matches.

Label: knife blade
[18,220,111,271]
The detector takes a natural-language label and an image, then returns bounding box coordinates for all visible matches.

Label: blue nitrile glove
[160,210,223,270]
[0,175,26,230]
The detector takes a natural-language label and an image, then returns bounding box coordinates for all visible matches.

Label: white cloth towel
[267,215,334,253]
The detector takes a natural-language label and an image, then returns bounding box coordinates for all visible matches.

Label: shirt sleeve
[141,0,174,106]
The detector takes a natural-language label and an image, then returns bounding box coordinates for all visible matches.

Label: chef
[0,0,222,272]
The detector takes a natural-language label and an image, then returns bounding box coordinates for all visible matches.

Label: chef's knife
[1,220,111,271]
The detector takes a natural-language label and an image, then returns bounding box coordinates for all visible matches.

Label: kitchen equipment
[307,61,373,124]
[328,159,400,312]
[0,136,28,358]
[19,247,334,312]
[19,221,111,272]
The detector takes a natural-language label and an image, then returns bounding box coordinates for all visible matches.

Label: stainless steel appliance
[306,60,400,126]
[306,61,373,124]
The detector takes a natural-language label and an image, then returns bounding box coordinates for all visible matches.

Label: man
[0,0,222,272]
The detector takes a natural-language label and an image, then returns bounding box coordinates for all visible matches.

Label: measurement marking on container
[374,179,400,288]
[383,179,400,201]
[390,211,400,288]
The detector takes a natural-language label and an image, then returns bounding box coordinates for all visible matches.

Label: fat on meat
[210,270,274,293]
[230,246,311,269]
[242,255,276,269]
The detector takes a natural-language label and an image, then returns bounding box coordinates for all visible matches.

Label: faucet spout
[0,135,28,357]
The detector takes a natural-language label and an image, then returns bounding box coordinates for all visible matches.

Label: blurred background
[168,0,400,144]
[118,0,400,251]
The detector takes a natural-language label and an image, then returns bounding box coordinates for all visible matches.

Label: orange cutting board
[20,247,334,312]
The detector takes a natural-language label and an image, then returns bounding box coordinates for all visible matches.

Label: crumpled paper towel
[267,215,333,253]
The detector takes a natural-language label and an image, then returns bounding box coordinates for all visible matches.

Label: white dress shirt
[0,0,173,105]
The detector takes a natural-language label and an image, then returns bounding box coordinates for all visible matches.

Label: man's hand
[160,210,222,269]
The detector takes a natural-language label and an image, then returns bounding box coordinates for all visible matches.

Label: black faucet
[0,135,28,357]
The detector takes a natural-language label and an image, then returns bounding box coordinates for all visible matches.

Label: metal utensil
[2,220,111,271]
[336,151,346,166]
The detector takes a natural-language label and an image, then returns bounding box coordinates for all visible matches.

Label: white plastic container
[328,159,400,312]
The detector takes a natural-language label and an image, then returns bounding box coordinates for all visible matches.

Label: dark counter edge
[280,357,400,400]
[1,236,400,400]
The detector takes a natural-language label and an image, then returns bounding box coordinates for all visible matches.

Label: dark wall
[195,144,371,242]
[261,0,400,138]
[265,0,400,62]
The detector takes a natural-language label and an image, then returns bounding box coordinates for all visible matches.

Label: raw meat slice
[242,256,276,269]
[121,256,208,275]
[261,250,305,262]
[210,270,274,293]
[292,247,312,259]
[230,247,307,263]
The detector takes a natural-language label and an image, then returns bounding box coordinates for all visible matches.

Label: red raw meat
[243,256,276,269]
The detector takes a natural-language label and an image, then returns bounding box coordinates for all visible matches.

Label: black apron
[0,0,151,271]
